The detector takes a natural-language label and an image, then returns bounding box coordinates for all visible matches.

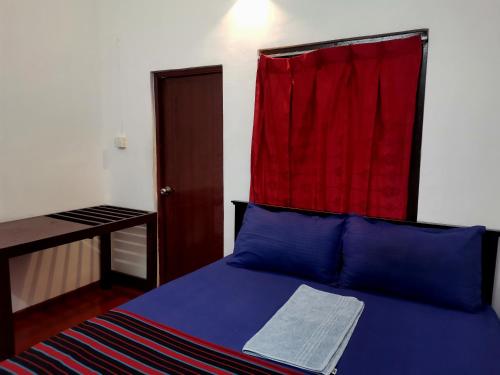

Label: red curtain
[250,36,422,219]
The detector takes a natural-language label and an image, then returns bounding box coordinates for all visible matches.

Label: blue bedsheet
[122,256,500,375]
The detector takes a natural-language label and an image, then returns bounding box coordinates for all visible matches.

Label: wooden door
[154,66,223,284]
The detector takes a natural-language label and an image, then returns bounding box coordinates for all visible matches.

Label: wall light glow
[230,0,271,29]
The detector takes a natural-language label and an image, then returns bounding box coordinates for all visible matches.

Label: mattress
[122,256,500,375]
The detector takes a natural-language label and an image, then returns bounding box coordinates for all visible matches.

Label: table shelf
[0,205,157,360]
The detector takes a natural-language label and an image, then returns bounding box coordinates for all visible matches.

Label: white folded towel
[243,285,364,374]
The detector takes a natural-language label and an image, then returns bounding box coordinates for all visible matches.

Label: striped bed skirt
[0,309,300,375]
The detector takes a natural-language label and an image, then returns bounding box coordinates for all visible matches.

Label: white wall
[96,0,500,311]
[2,0,500,313]
[0,0,106,311]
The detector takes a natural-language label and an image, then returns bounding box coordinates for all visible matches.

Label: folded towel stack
[243,285,364,374]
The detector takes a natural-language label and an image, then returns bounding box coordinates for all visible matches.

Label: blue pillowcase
[228,204,345,283]
[339,216,485,312]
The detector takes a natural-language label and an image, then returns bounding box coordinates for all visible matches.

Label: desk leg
[146,218,158,290]
[0,257,14,360]
[100,233,112,290]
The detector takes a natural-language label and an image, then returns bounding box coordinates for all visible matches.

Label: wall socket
[115,135,128,149]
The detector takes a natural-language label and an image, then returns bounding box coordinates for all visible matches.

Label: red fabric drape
[250,36,422,219]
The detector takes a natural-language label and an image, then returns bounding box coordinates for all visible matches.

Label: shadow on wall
[10,239,100,312]
[9,225,148,313]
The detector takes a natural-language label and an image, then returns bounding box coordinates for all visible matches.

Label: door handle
[160,186,174,196]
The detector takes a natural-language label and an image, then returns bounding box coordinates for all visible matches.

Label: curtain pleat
[250,36,422,219]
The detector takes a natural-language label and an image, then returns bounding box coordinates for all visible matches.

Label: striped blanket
[0,309,300,375]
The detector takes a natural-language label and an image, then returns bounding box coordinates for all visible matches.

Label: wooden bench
[0,205,157,360]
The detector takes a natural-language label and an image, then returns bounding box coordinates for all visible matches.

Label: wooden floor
[13,283,144,354]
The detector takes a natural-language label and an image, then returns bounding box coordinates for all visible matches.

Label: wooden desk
[0,205,157,360]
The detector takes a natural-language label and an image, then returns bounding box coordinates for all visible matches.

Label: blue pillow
[228,204,345,283]
[339,216,485,312]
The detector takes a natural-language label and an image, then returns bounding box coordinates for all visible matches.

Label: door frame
[151,65,223,284]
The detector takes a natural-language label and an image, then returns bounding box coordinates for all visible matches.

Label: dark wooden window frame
[259,29,429,221]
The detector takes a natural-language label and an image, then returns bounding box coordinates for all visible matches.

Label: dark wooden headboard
[232,200,500,305]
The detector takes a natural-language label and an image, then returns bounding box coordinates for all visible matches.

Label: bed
[2,201,500,374]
